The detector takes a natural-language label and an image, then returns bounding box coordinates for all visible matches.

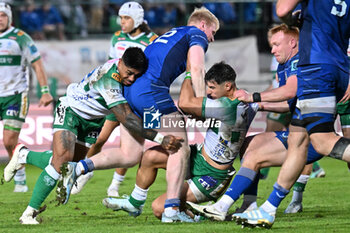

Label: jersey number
[331,0,347,17]
[154,29,177,44]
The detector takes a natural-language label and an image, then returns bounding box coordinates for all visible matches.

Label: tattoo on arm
[111,104,157,141]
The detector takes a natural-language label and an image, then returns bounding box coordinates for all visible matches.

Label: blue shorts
[291,64,349,134]
[274,131,323,164]
[124,77,178,118]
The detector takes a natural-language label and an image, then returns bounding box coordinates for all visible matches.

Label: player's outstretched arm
[236,75,297,103]
[259,101,290,113]
[111,103,183,153]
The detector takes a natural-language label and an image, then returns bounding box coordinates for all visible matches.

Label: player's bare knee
[143,149,160,165]
[242,152,260,170]
[151,200,163,219]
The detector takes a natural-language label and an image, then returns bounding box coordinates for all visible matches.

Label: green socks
[29,165,59,210]
[27,151,52,170]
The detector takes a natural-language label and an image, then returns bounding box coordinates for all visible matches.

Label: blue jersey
[123,26,209,118]
[276,53,299,112]
[299,0,350,72]
[142,26,208,87]
[276,54,299,87]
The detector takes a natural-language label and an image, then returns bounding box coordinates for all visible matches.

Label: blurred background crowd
[6,0,280,52]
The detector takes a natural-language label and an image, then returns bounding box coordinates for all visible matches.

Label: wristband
[41,85,50,94]
[252,92,261,102]
[184,71,191,80]
[153,133,165,144]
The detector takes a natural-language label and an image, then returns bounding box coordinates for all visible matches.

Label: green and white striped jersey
[62,59,127,120]
[202,97,259,165]
[0,27,41,97]
[109,30,157,59]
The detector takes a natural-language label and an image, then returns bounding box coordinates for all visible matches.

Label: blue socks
[224,167,257,201]
[267,182,290,207]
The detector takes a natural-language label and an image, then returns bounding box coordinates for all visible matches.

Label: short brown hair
[268,24,299,41]
[188,7,220,31]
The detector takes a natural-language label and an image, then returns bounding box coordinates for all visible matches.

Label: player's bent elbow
[285,91,296,100]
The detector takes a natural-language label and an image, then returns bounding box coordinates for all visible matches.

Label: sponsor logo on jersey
[111,72,121,82]
[8,36,16,40]
[17,30,24,36]
[115,31,121,36]
[118,37,126,41]
[6,105,19,117]
[198,176,217,190]
[291,59,299,71]
[143,108,161,129]
[87,131,99,139]
[109,88,122,94]
[72,94,92,101]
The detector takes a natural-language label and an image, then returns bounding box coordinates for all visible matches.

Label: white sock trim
[213,194,234,213]
[113,171,125,182]
[130,184,149,201]
[261,201,277,215]
[296,174,309,184]
[45,164,60,180]
[25,205,38,212]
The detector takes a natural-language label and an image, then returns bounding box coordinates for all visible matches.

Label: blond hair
[188,7,220,31]
[268,23,299,41]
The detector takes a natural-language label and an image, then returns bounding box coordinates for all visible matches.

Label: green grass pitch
[0,157,349,233]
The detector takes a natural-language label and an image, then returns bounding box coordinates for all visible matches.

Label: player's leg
[233,64,345,228]
[87,117,126,197]
[87,124,144,169]
[4,143,53,186]
[336,100,350,170]
[233,125,308,228]
[73,118,119,195]
[306,66,350,162]
[284,163,312,213]
[265,113,289,132]
[188,132,287,221]
[19,101,93,223]
[342,128,350,171]
[153,182,196,221]
[2,92,29,192]
[310,161,326,178]
[3,129,19,159]
[262,112,290,179]
[107,168,127,197]
[159,112,191,220]
[102,146,168,216]
[3,129,27,192]
[20,129,77,224]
